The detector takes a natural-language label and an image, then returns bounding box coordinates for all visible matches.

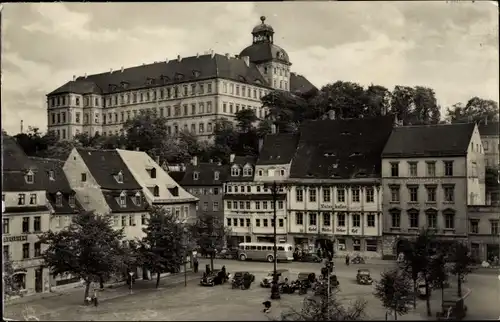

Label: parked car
[260,269,290,288]
[356,269,373,285]
[200,269,224,286]
[299,253,322,263]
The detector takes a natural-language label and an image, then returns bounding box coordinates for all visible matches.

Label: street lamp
[176,219,188,287]
[264,180,283,300]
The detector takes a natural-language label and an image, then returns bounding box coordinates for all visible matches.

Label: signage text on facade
[3,235,28,243]
[351,228,359,234]
[335,227,346,233]
[308,226,318,232]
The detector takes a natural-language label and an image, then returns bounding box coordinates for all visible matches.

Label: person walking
[205,264,210,275]
[345,254,350,266]
[92,289,99,307]
[193,257,199,273]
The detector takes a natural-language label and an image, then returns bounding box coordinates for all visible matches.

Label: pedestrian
[193,257,199,273]
[345,254,350,266]
[205,264,210,275]
[317,248,322,258]
[92,290,99,307]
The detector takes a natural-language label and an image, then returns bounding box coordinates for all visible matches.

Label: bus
[237,242,294,262]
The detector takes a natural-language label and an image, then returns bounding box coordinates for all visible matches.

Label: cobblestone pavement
[5,258,498,320]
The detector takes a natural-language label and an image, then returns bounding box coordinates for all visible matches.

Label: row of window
[221,102,266,118]
[188,187,220,195]
[390,160,454,177]
[221,82,270,100]
[3,243,42,261]
[230,165,253,177]
[470,219,499,235]
[227,217,285,228]
[337,238,378,252]
[295,187,375,203]
[295,212,376,227]
[389,209,455,229]
[226,200,284,210]
[3,216,42,234]
[199,201,220,211]
[389,184,454,203]
[256,168,287,177]
[225,185,284,193]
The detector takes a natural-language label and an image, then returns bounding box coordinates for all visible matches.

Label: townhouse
[478,121,499,206]
[286,116,395,257]
[2,136,51,295]
[381,123,485,258]
[62,148,150,279]
[116,149,198,223]
[29,157,85,290]
[467,205,500,263]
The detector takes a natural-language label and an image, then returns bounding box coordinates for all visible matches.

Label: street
[4,258,500,321]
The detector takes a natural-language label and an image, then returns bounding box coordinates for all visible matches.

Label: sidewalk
[5,270,199,307]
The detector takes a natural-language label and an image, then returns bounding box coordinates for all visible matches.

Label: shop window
[366,239,378,252]
[337,239,346,251]
[353,239,361,251]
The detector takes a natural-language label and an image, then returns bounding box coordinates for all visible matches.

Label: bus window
[251,246,257,250]
[268,246,273,251]
[257,246,262,250]
[240,245,244,250]
[245,246,250,250]
[278,246,285,251]
[288,246,293,251]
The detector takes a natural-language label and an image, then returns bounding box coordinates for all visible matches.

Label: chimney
[210,50,215,58]
[136,147,140,151]
[191,156,198,166]
[177,55,182,62]
[165,58,169,63]
[121,66,124,73]
[155,156,160,164]
[72,75,76,81]
[242,56,250,67]
[196,53,199,58]
[258,138,264,152]
[109,68,113,74]
[84,73,87,79]
[225,53,230,59]
[230,154,236,163]
[485,117,488,125]
[328,109,336,120]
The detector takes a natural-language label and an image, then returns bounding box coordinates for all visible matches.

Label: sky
[1,1,498,135]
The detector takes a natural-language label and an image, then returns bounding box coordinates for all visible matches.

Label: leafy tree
[257,119,274,137]
[279,288,366,321]
[310,81,367,120]
[412,86,441,124]
[486,167,499,189]
[447,241,475,298]
[3,252,22,299]
[39,211,127,303]
[235,109,258,133]
[399,229,436,316]
[190,213,229,270]
[139,206,187,288]
[261,90,308,133]
[447,97,499,123]
[390,86,416,125]
[374,268,414,320]
[363,84,392,117]
[210,118,239,163]
[178,130,204,158]
[428,252,449,306]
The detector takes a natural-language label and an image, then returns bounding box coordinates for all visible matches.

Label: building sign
[321,227,332,232]
[335,227,347,233]
[3,235,28,243]
[308,226,318,232]
[2,201,4,213]
[351,228,359,234]
[320,204,333,210]
[335,204,347,209]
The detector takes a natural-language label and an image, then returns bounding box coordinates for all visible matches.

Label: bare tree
[374,268,414,321]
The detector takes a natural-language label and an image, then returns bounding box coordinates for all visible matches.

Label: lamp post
[183,226,188,287]
[265,180,281,300]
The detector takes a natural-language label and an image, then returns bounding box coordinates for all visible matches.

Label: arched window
[153,186,160,197]
[150,168,157,178]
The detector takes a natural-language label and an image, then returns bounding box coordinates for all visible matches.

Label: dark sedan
[299,253,322,263]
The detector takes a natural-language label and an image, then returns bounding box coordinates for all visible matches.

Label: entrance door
[35,268,43,293]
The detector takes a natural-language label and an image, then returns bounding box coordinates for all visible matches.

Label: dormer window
[150,168,157,179]
[258,169,263,176]
[175,73,184,81]
[168,187,179,197]
[135,192,142,206]
[25,170,34,184]
[153,186,160,197]
[231,166,240,177]
[192,70,201,78]
[119,192,127,207]
[121,82,129,89]
[56,192,63,207]
[280,169,286,176]
[146,78,154,85]
[214,171,220,181]
[116,171,124,184]
[69,195,76,208]
[48,170,55,181]
[193,172,199,180]
[243,166,253,177]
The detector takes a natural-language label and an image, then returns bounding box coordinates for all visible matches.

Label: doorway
[35,268,43,293]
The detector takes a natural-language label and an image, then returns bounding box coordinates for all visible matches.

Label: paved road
[5,258,499,320]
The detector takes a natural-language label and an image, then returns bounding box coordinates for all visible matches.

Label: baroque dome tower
[239,16,291,91]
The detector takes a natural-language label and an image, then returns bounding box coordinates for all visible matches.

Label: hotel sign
[320,204,333,210]
[308,226,318,232]
[335,204,347,209]
[3,235,28,243]
[335,227,347,233]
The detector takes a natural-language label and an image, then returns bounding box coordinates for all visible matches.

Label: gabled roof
[229,156,257,182]
[169,171,187,184]
[103,191,148,213]
[478,122,499,136]
[28,157,72,194]
[116,149,197,203]
[382,123,476,158]
[257,133,300,165]
[48,54,269,96]
[180,163,229,186]
[2,135,36,171]
[290,72,317,95]
[290,115,395,179]
[76,148,142,190]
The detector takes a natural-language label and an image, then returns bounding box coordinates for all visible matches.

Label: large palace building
[46,17,316,141]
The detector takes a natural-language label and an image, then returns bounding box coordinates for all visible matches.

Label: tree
[257,119,274,137]
[139,206,187,288]
[190,213,229,270]
[3,253,22,300]
[486,167,499,189]
[447,241,475,298]
[363,84,392,117]
[390,86,416,125]
[447,97,499,123]
[235,109,258,133]
[210,118,239,163]
[374,268,414,320]
[261,90,308,133]
[412,86,441,124]
[310,81,367,120]
[428,252,450,306]
[39,211,127,303]
[399,229,436,316]
[279,288,366,321]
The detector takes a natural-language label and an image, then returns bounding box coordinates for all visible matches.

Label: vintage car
[232,271,255,289]
[296,272,316,289]
[260,269,290,288]
[200,269,224,287]
[356,269,373,285]
[216,248,238,259]
[299,253,323,263]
